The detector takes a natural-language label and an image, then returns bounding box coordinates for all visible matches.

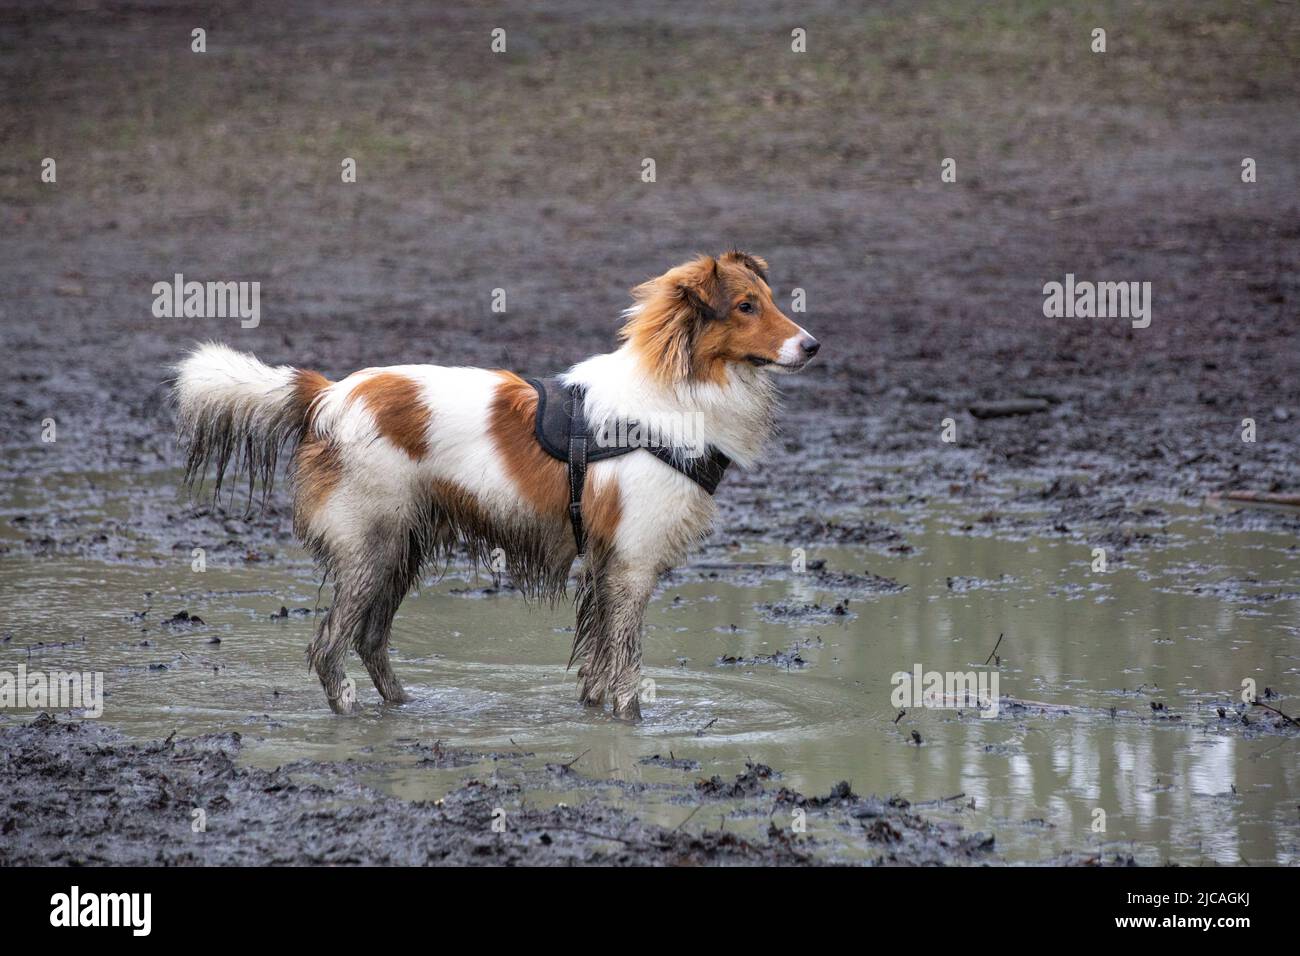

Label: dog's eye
[736,302,754,315]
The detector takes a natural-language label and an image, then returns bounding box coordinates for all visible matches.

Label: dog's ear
[622,255,729,383]
[721,250,769,283]
[673,255,726,324]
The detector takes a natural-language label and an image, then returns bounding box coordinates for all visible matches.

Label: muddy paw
[612,696,642,722]
[578,676,606,708]
[327,679,363,715]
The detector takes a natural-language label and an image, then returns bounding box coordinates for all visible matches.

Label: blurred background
[1,0,1298,865]
[1,0,1296,493]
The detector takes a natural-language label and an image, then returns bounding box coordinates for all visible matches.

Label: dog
[172,251,819,719]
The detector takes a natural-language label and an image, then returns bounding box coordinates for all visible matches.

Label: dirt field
[0,0,1297,865]
[3,714,1017,866]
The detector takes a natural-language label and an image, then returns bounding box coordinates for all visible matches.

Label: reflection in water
[1,474,1297,863]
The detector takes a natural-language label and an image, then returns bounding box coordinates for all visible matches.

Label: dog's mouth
[747,355,807,372]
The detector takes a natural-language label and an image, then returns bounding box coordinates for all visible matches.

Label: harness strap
[528,376,731,555]
[567,387,589,554]
[644,444,730,496]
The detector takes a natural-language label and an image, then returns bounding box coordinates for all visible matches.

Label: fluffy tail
[172,342,331,506]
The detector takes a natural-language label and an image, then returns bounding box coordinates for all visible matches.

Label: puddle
[1,471,1297,864]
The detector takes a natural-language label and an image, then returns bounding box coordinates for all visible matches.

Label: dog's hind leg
[308,545,413,712]
[356,605,410,704]
[307,601,359,715]
[354,558,419,705]
[312,530,418,712]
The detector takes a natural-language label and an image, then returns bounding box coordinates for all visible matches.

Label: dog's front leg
[605,572,650,723]
[601,563,655,722]
[570,554,654,720]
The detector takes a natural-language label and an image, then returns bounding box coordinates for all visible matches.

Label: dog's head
[621,251,820,386]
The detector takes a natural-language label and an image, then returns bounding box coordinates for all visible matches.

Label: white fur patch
[174,342,296,424]
[776,331,808,367]
[307,365,533,540]
[563,346,775,468]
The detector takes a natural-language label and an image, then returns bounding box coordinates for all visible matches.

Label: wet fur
[172,252,815,719]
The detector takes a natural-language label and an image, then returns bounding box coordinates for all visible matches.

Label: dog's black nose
[800,336,820,357]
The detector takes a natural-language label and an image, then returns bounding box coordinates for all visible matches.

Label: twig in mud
[893,709,906,724]
[984,632,1004,666]
[1212,490,1300,509]
[695,718,718,737]
[915,792,966,807]
[560,749,589,771]
[1001,696,1073,713]
[673,804,702,833]
[1247,738,1291,763]
[544,824,669,850]
[1250,699,1300,727]
[25,637,87,656]
[969,399,1050,419]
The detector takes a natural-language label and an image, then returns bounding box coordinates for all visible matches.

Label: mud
[716,635,822,669]
[2,0,1296,538]
[0,713,1004,866]
[0,0,1298,866]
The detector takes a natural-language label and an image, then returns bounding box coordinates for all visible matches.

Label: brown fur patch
[428,476,496,531]
[293,368,332,432]
[489,372,621,542]
[294,439,343,532]
[489,371,568,519]
[347,372,430,460]
[583,472,622,548]
[720,249,769,282]
[622,253,801,386]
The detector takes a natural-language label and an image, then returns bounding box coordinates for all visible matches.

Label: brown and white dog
[173,252,819,719]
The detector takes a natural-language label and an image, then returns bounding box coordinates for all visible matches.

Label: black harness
[526,377,731,554]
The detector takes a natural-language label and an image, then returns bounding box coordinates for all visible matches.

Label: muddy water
[1,472,1297,864]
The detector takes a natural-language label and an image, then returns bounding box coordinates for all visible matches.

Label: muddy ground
[0,713,1023,866]
[0,0,1297,864]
